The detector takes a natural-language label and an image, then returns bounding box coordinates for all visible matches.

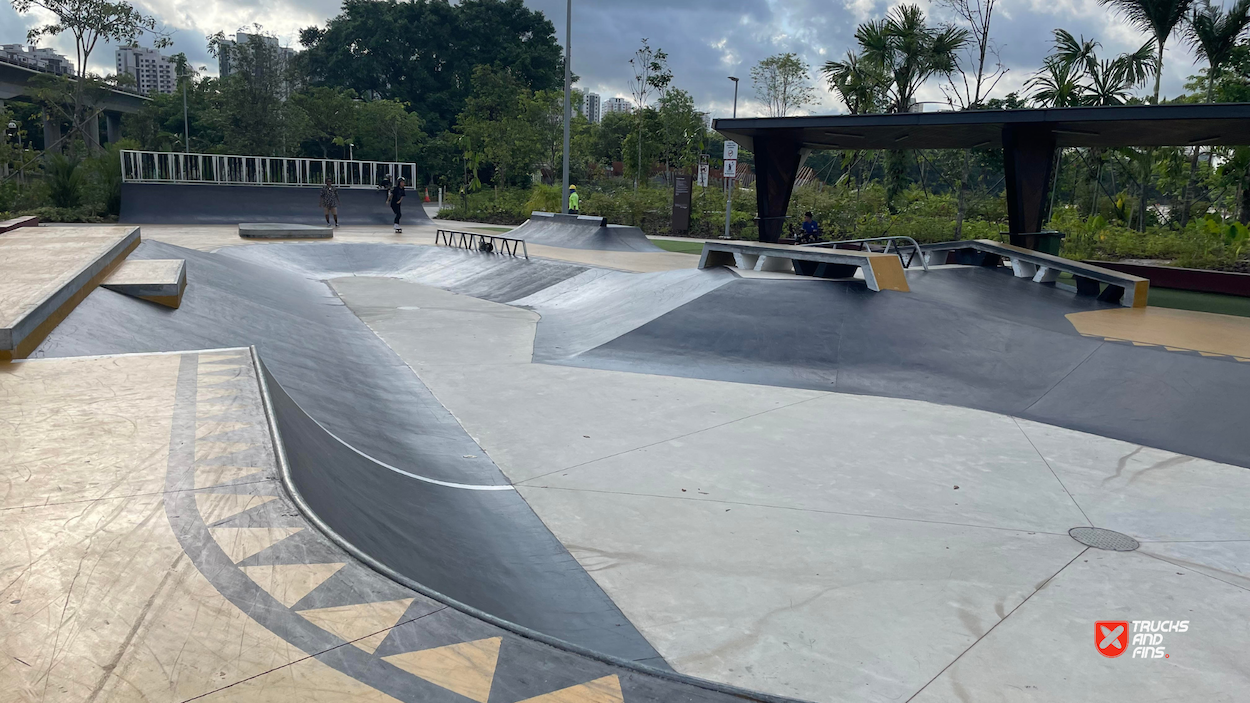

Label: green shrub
[45,153,85,209]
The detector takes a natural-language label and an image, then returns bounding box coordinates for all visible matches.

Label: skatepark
[5,117,1250,702]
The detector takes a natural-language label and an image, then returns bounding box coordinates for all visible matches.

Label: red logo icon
[1097,621,1130,658]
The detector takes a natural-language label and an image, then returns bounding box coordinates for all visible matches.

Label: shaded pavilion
[713,103,1250,247]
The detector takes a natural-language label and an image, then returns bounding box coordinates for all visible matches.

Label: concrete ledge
[0,215,38,233]
[102,258,187,308]
[238,222,333,239]
[0,226,140,358]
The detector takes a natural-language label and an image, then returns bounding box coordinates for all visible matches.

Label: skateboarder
[319,175,340,227]
[391,177,406,233]
[568,184,580,214]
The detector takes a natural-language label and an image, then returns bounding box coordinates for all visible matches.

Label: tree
[628,39,671,189]
[208,29,307,156]
[822,51,887,114]
[655,89,705,176]
[1097,0,1196,102]
[456,64,541,192]
[855,4,970,114]
[855,4,969,205]
[751,53,816,117]
[937,0,1007,109]
[297,0,562,134]
[291,87,359,158]
[12,0,168,152]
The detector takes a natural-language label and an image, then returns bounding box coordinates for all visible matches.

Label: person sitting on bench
[799,212,822,243]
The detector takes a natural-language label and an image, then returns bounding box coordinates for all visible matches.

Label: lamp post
[561,0,572,214]
[7,120,23,186]
[724,76,738,239]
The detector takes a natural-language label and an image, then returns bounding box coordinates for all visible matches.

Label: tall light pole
[181,66,190,154]
[724,76,738,239]
[561,0,572,214]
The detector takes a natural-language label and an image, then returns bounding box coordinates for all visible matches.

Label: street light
[561,0,572,214]
[349,143,354,160]
[7,120,24,186]
[724,76,739,239]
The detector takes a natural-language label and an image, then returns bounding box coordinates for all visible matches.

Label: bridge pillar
[85,113,101,153]
[106,112,122,144]
[751,132,807,243]
[42,112,61,153]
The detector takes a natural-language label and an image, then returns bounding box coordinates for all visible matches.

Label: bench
[435,229,528,258]
[0,215,38,233]
[698,240,910,292]
[922,239,1148,307]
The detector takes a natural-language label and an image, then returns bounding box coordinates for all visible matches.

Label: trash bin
[1008,230,1065,256]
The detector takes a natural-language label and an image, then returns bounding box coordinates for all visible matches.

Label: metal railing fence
[120,150,417,189]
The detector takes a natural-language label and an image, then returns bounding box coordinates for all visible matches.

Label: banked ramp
[121,183,432,226]
[509,212,662,252]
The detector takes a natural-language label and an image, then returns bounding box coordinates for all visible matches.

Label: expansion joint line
[904,547,1090,703]
[1011,417,1093,527]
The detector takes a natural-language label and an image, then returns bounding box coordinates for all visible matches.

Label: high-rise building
[116,45,177,95]
[580,92,601,123]
[1,44,73,75]
[217,32,296,79]
[603,97,633,116]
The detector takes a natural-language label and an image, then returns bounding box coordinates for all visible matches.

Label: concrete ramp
[121,183,432,226]
[509,212,662,252]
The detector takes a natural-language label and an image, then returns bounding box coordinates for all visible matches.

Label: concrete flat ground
[332,274,1250,703]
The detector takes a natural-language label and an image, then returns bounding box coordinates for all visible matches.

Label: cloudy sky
[2,0,1214,118]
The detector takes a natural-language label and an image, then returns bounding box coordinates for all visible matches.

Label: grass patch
[651,238,705,254]
[1146,288,1250,318]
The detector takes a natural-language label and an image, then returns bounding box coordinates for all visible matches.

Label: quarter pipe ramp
[121,183,432,226]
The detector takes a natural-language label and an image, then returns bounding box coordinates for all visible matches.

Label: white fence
[120,150,417,189]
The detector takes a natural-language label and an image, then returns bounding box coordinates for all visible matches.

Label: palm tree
[1097,0,1196,102]
[1085,43,1157,105]
[1186,0,1250,102]
[1178,0,1250,224]
[822,51,886,114]
[854,4,970,114]
[1028,59,1088,107]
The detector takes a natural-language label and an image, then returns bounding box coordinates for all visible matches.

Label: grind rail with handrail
[435,229,528,259]
[120,150,417,190]
[800,235,929,272]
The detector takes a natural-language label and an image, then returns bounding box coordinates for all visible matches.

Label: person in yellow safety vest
[568,184,580,214]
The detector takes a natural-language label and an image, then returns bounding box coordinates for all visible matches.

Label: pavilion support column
[752,132,807,243]
[1001,123,1056,241]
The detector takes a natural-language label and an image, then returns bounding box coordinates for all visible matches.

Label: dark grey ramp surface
[34,239,664,660]
[219,242,586,303]
[121,182,431,226]
[567,268,1250,468]
[509,213,663,252]
[262,362,664,664]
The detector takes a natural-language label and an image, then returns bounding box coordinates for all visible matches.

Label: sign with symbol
[723,160,737,179]
[723,141,738,160]
[697,164,709,187]
[1096,621,1129,658]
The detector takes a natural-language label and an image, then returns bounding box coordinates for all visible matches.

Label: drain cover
[1069,527,1140,551]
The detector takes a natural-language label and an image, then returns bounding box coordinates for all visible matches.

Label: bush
[45,153,85,209]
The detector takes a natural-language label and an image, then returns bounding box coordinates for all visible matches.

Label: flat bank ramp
[509,212,663,252]
[34,239,661,660]
[565,266,1250,468]
[121,183,432,226]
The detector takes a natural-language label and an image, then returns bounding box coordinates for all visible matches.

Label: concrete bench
[922,239,1148,307]
[698,240,910,292]
[0,215,38,233]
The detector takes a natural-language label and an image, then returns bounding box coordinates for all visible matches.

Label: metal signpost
[723,140,737,238]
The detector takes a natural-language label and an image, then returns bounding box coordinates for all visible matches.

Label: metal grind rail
[435,229,528,259]
[802,235,928,271]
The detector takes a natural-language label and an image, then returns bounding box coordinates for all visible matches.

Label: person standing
[319,175,340,227]
[567,184,580,214]
[391,177,406,233]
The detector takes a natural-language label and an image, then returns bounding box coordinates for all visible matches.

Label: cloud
[1,0,1210,116]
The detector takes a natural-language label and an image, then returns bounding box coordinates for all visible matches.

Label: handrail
[119,149,417,189]
[435,228,528,259]
[802,235,929,271]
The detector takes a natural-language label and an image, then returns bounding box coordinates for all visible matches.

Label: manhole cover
[1069,527,1140,551]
